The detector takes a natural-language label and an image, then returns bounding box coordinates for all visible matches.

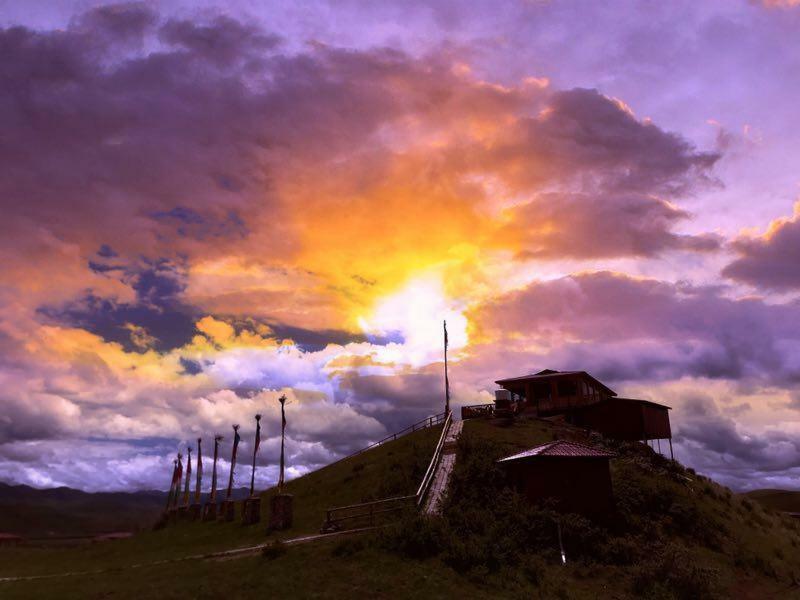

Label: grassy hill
[1,419,799,599]
[743,489,800,513]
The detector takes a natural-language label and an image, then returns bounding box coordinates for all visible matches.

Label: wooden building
[572,397,672,442]
[493,369,673,456]
[497,440,616,515]
[495,369,616,416]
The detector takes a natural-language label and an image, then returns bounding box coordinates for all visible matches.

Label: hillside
[1,419,798,599]
[743,489,800,514]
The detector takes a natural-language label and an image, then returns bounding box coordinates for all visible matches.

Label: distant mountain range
[743,488,800,513]
[0,483,252,537]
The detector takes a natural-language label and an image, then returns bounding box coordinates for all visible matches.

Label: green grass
[432,417,800,598]
[2,417,799,599]
[0,537,501,600]
[0,425,441,580]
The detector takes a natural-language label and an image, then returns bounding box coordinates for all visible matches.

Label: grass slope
[383,417,798,599]
[0,425,441,583]
[2,418,799,599]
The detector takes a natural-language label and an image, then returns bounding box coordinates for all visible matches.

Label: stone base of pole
[202,502,218,522]
[268,494,293,531]
[241,496,261,525]
[188,503,201,520]
[219,499,236,522]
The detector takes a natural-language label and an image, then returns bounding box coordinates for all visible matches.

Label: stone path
[422,419,463,515]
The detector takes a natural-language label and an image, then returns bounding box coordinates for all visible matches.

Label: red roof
[494,369,617,397]
[497,440,616,462]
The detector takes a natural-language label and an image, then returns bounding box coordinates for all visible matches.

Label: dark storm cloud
[338,369,442,432]
[179,356,203,375]
[674,395,800,489]
[471,271,800,385]
[483,88,721,258]
[722,205,800,289]
[39,258,197,352]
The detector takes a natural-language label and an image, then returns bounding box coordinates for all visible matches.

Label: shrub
[377,514,444,560]
[331,536,366,558]
[261,540,287,560]
[632,543,722,600]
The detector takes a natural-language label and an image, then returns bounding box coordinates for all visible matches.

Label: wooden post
[657,439,662,455]
[669,437,674,461]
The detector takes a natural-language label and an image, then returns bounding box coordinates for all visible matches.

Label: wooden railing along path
[335,411,448,465]
[321,411,453,532]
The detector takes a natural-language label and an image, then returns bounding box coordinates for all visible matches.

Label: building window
[532,383,551,400]
[557,380,578,397]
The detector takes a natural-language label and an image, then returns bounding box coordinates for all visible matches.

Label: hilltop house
[466,369,673,457]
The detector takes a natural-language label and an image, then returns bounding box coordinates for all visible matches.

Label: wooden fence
[327,411,447,468]
[460,402,495,420]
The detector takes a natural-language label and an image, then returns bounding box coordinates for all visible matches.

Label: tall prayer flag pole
[278,395,287,493]
[444,320,450,415]
[269,394,292,530]
[226,424,241,500]
[194,438,202,505]
[250,414,261,497]
[172,453,183,509]
[182,446,192,507]
[165,459,177,511]
[210,435,222,502]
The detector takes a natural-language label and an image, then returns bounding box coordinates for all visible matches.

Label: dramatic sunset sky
[2,0,800,493]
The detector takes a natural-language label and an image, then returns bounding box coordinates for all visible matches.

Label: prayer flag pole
[226,424,240,500]
[172,453,183,510]
[444,320,450,415]
[182,445,192,508]
[242,414,263,525]
[269,394,292,530]
[202,434,223,521]
[250,414,261,497]
[220,425,240,521]
[194,438,202,505]
[165,458,177,511]
[278,395,287,493]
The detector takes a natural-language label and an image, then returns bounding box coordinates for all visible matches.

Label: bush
[261,540,287,560]
[331,536,366,558]
[377,514,444,560]
[632,543,722,600]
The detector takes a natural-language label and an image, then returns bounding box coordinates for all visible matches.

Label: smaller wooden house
[572,397,672,443]
[497,440,616,515]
